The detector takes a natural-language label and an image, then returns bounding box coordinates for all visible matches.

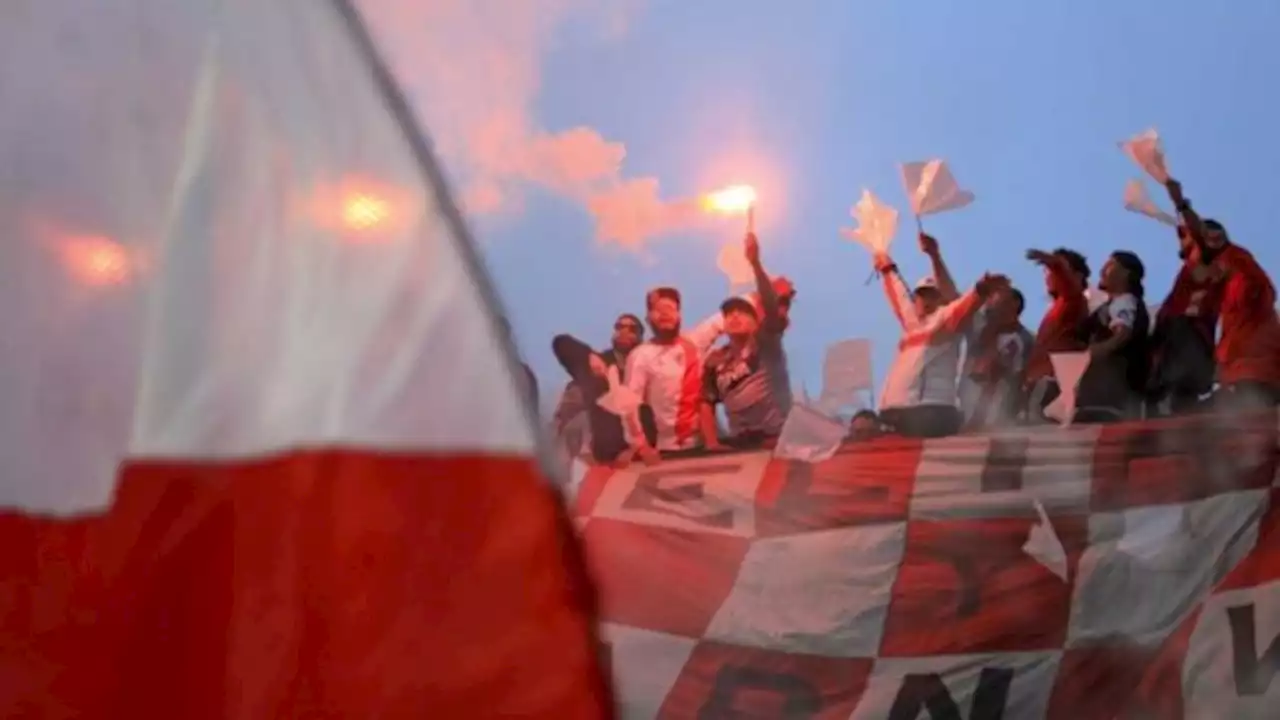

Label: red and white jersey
[623,313,725,450]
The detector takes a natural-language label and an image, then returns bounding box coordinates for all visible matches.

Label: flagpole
[747,203,756,235]
[327,0,551,455]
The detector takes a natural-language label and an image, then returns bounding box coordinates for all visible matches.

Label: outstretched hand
[1165,177,1186,206]
[975,273,1011,297]
[744,232,761,265]
[1025,249,1054,266]
[918,232,939,257]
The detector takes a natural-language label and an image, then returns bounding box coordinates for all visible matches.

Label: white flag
[1123,179,1178,226]
[773,403,847,464]
[1023,500,1069,582]
[1044,352,1091,425]
[818,338,873,411]
[839,189,899,255]
[716,240,755,287]
[1119,128,1170,184]
[900,159,975,216]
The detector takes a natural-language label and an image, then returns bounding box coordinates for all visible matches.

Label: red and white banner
[0,1,608,717]
[568,413,1280,718]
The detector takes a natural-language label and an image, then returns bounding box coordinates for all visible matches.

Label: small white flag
[900,159,975,217]
[773,404,847,464]
[1023,500,1069,582]
[1123,179,1178,226]
[1044,352,1091,425]
[840,189,899,255]
[1118,128,1170,184]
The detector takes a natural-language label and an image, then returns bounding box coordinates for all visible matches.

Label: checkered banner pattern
[566,411,1280,719]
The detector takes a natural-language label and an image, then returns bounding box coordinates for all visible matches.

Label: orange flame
[341,192,392,232]
[59,236,133,287]
[702,184,757,215]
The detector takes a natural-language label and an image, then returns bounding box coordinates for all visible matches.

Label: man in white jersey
[873,249,1008,438]
[622,287,727,463]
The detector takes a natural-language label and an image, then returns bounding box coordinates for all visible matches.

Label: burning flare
[702,184,757,215]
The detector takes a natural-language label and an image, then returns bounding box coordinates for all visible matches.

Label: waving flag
[1119,128,1171,184]
[841,189,900,255]
[1123,178,1179,226]
[900,159,976,217]
[0,1,609,717]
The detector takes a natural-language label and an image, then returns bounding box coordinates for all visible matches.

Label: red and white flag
[0,1,611,717]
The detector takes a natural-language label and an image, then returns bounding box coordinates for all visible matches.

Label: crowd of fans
[538,177,1280,467]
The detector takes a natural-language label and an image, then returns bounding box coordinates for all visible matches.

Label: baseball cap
[720,296,759,318]
[914,277,940,293]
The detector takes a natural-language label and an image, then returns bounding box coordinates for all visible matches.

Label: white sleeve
[684,309,726,356]
[1108,294,1138,331]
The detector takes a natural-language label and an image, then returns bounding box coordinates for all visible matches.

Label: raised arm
[1027,249,1087,312]
[874,252,919,331]
[1166,178,1214,265]
[744,233,783,334]
[900,274,1007,347]
[919,233,960,302]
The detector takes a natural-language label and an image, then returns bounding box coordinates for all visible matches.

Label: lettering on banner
[980,437,1029,493]
[921,532,1023,618]
[699,665,822,718]
[1227,603,1280,696]
[886,668,1013,720]
[620,464,739,529]
[1121,416,1275,499]
[762,458,894,533]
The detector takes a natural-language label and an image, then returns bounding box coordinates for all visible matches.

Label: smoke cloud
[360,0,696,250]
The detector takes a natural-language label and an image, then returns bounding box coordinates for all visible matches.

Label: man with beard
[873,243,1008,439]
[1149,219,1223,414]
[1074,251,1151,422]
[551,313,653,462]
[621,287,729,463]
[700,233,794,450]
[1167,178,1280,409]
[1023,248,1091,420]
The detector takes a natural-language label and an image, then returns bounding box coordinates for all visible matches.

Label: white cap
[914,276,939,292]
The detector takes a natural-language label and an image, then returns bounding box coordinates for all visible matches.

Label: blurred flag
[0,1,609,717]
[1119,128,1171,184]
[900,159,975,217]
[1123,178,1179,226]
[840,189,899,255]
[818,338,873,413]
[1044,352,1091,425]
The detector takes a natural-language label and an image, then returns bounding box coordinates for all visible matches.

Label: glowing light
[60,236,133,287]
[341,192,392,232]
[702,184,757,215]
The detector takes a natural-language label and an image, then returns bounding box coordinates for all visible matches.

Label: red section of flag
[0,451,612,718]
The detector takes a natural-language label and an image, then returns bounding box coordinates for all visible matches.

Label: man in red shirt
[1023,247,1091,420]
[1167,178,1280,408]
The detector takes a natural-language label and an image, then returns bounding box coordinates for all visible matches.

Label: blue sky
[456,1,1280,413]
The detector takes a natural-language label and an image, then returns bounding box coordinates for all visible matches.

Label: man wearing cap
[872,240,1008,439]
[699,233,794,449]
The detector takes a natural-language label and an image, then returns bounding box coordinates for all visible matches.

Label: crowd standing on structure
[535,176,1280,466]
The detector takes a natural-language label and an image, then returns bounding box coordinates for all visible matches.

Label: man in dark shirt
[699,233,793,449]
[551,313,653,462]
